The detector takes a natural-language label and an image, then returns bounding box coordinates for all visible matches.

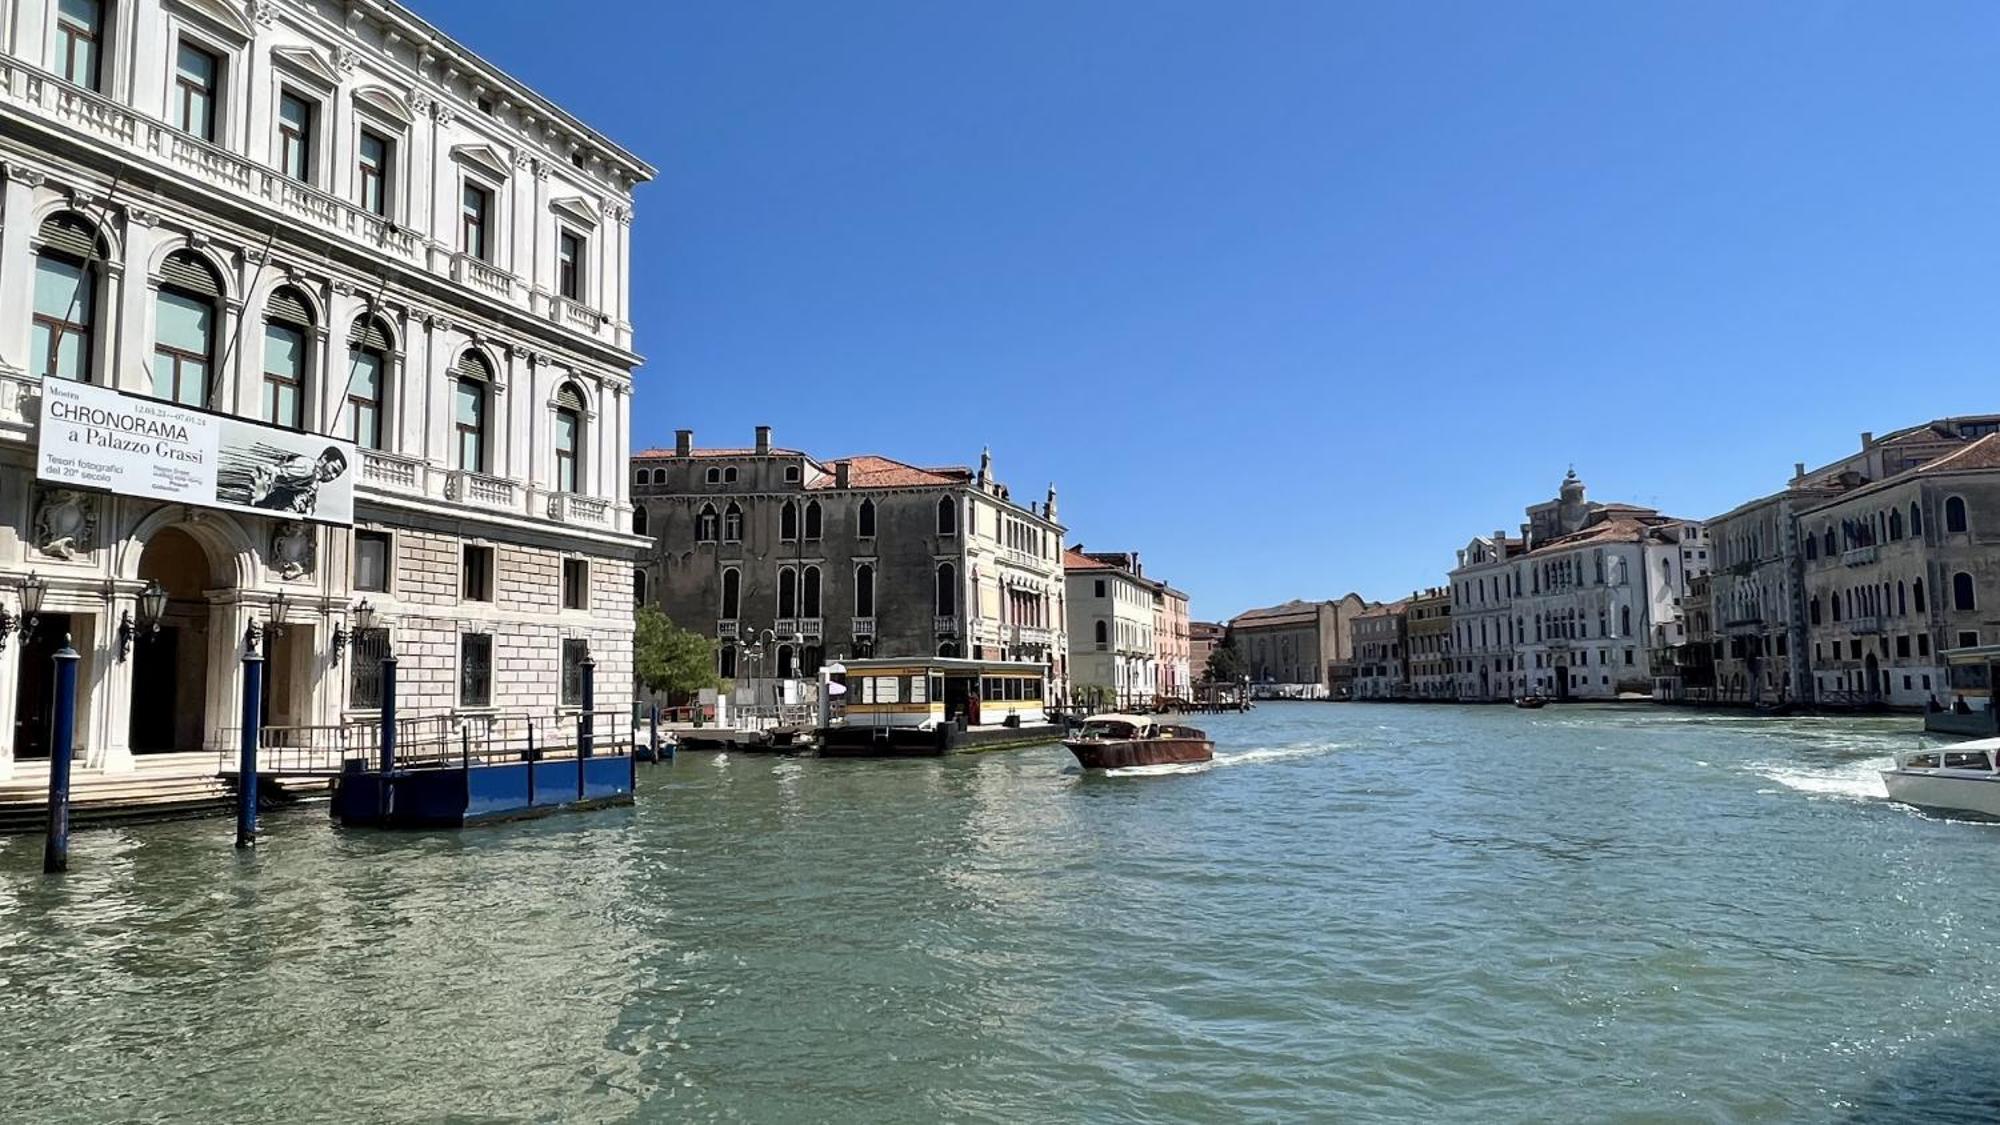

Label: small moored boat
[1514,695,1548,710]
[1882,738,2000,819]
[1064,714,1213,770]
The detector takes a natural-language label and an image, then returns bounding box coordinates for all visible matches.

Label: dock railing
[217,710,636,777]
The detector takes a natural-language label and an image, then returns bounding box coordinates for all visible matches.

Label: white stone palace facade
[0,0,651,776]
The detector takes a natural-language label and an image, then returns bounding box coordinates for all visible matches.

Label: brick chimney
[1860,431,1874,448]
[675,429,693,456]
[755,425,772,455]
[1793,461,1805,479]
[835,461,851,489]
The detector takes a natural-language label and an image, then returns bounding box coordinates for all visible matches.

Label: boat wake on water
[1094,741,1343,778]
[1746,757,1893,803]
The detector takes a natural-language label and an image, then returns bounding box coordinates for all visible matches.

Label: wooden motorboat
[1063,714,1213,770]
[1514,695,1548,709]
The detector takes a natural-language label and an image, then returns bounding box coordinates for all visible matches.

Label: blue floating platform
[331,754,635,829]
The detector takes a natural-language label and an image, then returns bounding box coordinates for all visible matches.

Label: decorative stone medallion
[32,487,96,560]
[268,520,317,580]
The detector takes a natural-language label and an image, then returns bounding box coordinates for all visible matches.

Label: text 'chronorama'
[45,398,200,459]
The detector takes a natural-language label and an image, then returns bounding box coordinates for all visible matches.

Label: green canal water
[0,703,1995,1122]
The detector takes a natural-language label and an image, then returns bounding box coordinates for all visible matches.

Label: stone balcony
[359,449,426,497]
[1009,624,1053,646]
[1849,615,1883,635]
[0,59,620,348]
[934,615,959,636]
[545,491,611,527]
[444,470,519,513]
[851,616,875,637]
[1842,545,1880,567]
[452,253,516,300]
[718,620,739,640]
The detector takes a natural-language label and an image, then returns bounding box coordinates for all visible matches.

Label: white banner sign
[36,380,356,526]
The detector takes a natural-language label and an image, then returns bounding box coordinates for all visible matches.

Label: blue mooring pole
[237,630,264,849]
[42,640,80,874]
[579,657,596,758]
[378,652,397,817]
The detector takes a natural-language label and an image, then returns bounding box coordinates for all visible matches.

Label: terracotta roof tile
[1916,432,2000,475]
[811,455,969,489]
[1064,548,1115,571]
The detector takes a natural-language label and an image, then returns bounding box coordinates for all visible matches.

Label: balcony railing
[1850,615,1882,635]
[358,449,425,496]
[454,253,516,299]
[851,616,875,637]
[553,297,604,333]
[1009,624,1053,645]
[795,617,823,639]
[546,492,611,526]
[2,61,430,267]
[934,615,959,635]
[718,620,739,640]
[445,470,519,512]
[1842,545,1880,567]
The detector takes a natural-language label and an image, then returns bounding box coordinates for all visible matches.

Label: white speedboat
[1882,737,2000,819]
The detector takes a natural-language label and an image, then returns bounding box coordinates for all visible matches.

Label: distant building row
[630,427,1196,710]
[1324,414,2000,708]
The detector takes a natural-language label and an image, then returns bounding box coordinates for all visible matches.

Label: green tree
[1205,640,1247,684]
[634,606,719,701]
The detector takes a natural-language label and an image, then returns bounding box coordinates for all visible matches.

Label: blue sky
[415,1,2000,620]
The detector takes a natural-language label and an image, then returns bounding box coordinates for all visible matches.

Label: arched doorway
[1864,652,1881,702]
[131,527,213,752]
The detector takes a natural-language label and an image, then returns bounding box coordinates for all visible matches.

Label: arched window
[1889,509,1903,541]
[1804,536,1818,561]
[154,250,222,407]
[719,644,738,678]
[1619,606,1631,635]
[345,315,392,449]
[697,503,719,543]
[706,467,721,484]
[1822,525,1835,556]
[554,383,585,494]
[633,570,647,606]
[1094,620,1108,646]
[632,506,649,536]
[1831,591,1842,621]
[1911,502,1924,537]
[803,645,822,676]
[935,562,956,615]
[453,351,492,472]
[31,214,104,383]
[938,642,959,658]
[777,643,795,678]
[1946,496,1969,535]
[720,566,740,618]
[778,566,798,617]
[1915,577,1927,613]
[1954,572,1977,612]
[780,500,798,541]
[1809,596,1821,626]
[805,500,822,540]
[803,565,821,617]
[1898,581,1907,617]
[854,563,875,617]
[722,502,743,542]
[858,498,876,538]
[937,497,957,535]
[723,467,738,484]
[262,285,312,429]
